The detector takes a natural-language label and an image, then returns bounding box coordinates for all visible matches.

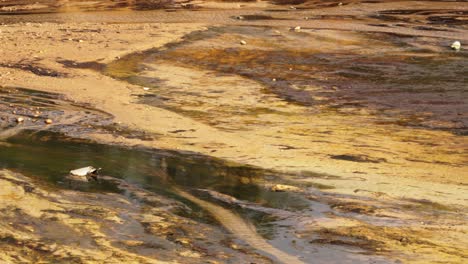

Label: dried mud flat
[0,1,467,264]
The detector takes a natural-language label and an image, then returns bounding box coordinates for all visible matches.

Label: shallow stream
[0,130,399,263]
[0,130,317,262]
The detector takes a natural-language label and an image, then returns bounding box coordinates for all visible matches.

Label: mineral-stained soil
[0,1,467,263]
[0,169,273,263]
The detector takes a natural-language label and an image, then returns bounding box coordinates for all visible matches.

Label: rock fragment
[69,166,101,182]
[451,41,461,51]
[270,184,300,192]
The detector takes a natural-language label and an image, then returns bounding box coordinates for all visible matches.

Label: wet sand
[0,1,467,263]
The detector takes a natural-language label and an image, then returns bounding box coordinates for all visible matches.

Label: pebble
[294,26,301,32]
[240,40,247,45]
[175,238,191,245]
[230,243,240,250]
[143,87,150,91]
[16,117,24,123]
[451,41,461,51]
[271,184,300,192]
[24,225,35,232]
[45,119,53,124]
[122,240,144,247]
[178,250,201,258]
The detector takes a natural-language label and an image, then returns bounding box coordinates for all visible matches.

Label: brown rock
[271,184,300,192]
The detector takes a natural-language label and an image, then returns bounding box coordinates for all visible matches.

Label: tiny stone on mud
[451,41,461,51]
[240,40,247,45]
[271,184,300,192]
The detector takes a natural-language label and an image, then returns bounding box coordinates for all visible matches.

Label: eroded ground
[0,1,467,263]
[0,169,274,263]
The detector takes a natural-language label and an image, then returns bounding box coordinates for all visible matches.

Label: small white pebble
[451,41,461,51]
[143,87,150,91]
[240,40,247,45]
[294,26,301,32]
[16,117,24,123]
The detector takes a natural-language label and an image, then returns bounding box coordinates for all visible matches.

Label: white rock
[240,40,247,45]
[294,26,301,32]
[70,166,96,176]
[451,41,461,51]
[143,87,150,91]
[16,117,24,123]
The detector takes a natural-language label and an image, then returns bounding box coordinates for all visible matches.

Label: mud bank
[0,1,467,263]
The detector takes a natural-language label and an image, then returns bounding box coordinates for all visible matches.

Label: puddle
[0,130,401,263]
[1,130,310,210]
[0,130,317,258]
